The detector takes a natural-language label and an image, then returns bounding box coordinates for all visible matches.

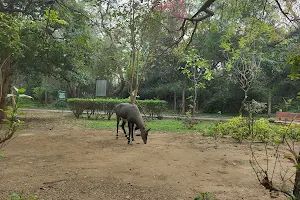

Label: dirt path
[0,111,287,200]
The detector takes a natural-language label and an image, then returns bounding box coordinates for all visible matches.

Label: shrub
[252,118,278,143]
[274,123,300,144]
[194,192,215,200]
[32,87,46,104]
[182,111,199,129]
[215,116,248,142]
[137,99,167,119]
[67,98,167,120]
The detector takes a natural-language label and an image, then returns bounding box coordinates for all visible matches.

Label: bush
[32,87,46,103]
[274,123,300,144]
[215,116,297,144]
[137,99,167,119]
[252,118,278,143]
[67,98,167,120]
[215,116,248,142]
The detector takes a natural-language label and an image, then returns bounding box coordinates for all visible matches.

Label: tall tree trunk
[174,92,177,111]
[293,151,300,198]
[112,72,125,97]
[193,83,197,116]
[0,53,11,121]
[239,90,248,116]
[267,93,272,118]
[67,83,77,98]
[181,88,185,115]
[45,90,48,105]
[129,0,136,104]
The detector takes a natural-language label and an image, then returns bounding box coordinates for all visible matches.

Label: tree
[0,13,22,120]
[180,49,212,115]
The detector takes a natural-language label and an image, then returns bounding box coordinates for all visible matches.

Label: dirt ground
[0,110,289,200]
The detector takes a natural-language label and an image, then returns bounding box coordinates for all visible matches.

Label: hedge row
[67,98,167,120]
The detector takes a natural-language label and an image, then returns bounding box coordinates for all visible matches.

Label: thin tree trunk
[267,93,272,118]
[293,150,300,198]
[129,0,136,104]
[239,90,248,116]
[112,72,125,97]
[174,92,177,111]
[45,90,48,105]
[193,82,197,116]
[133,49,140,104]
[181,88,185,115]
[0,53,11,121]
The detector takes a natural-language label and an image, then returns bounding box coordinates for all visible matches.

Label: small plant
[9,192,43,200]
[0,87,32,148]
[182,111,198,129]
[32,87,46,104]
[194,192,215,200]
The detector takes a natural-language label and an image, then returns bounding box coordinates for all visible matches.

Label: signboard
[58,90,66,100]
[96,79,107,97]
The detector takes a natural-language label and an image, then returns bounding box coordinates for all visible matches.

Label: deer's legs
[121,120,128,138]
[131,123,134,144]
[116,116,120,139]
[128,122,134,144]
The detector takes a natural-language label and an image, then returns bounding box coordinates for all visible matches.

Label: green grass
[85,118,218,135]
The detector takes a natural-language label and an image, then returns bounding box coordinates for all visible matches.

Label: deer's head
[141,128,150,144]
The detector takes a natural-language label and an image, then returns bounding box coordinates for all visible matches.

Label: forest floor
[0,110,290,200]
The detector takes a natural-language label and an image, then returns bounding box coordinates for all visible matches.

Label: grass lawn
[84,118,219,136]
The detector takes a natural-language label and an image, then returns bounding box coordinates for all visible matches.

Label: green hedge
[67,98,167,120]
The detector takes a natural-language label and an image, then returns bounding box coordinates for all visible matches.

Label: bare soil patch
[0,111,287,199]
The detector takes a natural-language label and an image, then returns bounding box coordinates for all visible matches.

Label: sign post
[58,90,67,113]
[95,77,108,97]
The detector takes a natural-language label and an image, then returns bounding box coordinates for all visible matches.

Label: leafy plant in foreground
[0,87,32,148]
[194,192,215,200]
[9,192,43,200]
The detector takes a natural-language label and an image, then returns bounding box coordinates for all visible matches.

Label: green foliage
[32,87,46,103]
[288,54,300,81]
[67,98,167,119]
[1,87,32,147]
[194,192,215,200]
[0,13,22,52]
[275,123,300,144]
[215,116,248,142]
[179,48,213,115]
[44,10,68,25]
[182,111,199,129]
[137,100,167,119]
[9,193,43,200]
[244,99,267,117]
[215,115,300,144]
[86,118,217,134]
[252,118,279,143]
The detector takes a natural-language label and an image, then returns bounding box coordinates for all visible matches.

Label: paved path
[19,108,231,121]
[21,108,299,124]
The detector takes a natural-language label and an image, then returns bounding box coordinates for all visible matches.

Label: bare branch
[190,0,216,20]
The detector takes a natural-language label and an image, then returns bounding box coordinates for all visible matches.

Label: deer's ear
[147,128,151,132]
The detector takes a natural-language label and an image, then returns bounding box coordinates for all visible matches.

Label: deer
[114,103,150,144]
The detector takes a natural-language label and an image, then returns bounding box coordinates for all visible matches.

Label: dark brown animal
[114,103,150,144]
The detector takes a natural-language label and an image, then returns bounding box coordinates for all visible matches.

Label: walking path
[19,108,230,121]
[20,108,299,124]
